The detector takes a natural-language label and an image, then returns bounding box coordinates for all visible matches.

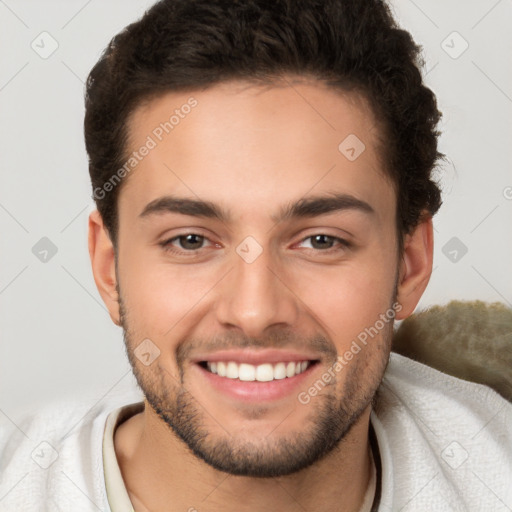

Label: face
[106,78,408,477]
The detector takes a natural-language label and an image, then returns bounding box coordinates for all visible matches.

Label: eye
[297,234,350,252]
[158,232,350,257]
[160,233,214,253]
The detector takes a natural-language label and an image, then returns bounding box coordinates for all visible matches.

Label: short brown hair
[84,0,443,247]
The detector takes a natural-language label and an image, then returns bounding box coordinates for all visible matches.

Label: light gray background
[1,0,511,424]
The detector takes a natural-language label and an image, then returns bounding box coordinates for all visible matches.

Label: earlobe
[88,210,121,326]
[395,215,434,320]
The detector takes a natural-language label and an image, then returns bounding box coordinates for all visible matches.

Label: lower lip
[193,362,319,403]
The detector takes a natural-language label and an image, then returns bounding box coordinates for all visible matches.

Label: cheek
[118,250,218,335]
[292,259,396,347]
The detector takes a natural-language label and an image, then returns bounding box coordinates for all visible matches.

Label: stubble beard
[118,293,393,478]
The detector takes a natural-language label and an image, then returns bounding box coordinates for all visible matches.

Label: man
[1,0,511,510]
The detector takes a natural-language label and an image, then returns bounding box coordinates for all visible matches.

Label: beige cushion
[392,300,512,402]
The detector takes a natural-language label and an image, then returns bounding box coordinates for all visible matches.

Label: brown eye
[160,233,211,254]
[309,234,336,249]
[175,234,205,250]
[297,234,351,253]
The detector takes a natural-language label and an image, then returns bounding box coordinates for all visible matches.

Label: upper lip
[192,349,321,366]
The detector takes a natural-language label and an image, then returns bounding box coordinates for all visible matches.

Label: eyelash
[159,233,351,256]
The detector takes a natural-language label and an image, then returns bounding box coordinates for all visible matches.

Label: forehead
[119,78,394,223]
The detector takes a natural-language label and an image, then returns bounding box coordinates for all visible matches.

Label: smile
[202,360,314,382]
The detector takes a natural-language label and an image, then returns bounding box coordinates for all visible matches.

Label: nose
[213,241,300,338]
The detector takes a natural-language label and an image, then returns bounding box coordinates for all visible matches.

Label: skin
[89,77,433,511]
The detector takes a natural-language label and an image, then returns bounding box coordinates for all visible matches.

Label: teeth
[205,360,312,381]
[273,362,287,380]
[226,361,238,379]
[239,363,256,381]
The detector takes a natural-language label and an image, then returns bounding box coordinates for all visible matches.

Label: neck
[115,402,374,512]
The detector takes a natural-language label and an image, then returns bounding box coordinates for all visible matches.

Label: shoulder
[0,390,142,511]
[373,352,512,511]
[378,352,511,420]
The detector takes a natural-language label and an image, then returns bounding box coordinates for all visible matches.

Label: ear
[395,214,434,320]
[88,210,121,326]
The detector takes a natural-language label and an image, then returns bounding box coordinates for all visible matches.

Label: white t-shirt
[1,353,511,511]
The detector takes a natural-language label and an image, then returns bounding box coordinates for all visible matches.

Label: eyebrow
[139,193,375,223]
